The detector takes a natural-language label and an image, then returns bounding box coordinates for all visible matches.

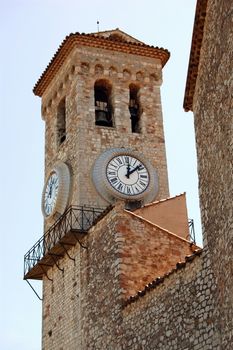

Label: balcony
[24,205,111,280]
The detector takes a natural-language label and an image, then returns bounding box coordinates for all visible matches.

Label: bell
[95,110,110,126]
[129,106,138,119]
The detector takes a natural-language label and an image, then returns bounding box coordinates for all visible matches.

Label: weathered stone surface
[40,1,233,347]
[193,0,233,347]
[42,45,169,223]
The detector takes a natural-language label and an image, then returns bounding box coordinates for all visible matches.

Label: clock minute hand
[48,183,52,198]
[128,164,142,176]
[126,159,131,178]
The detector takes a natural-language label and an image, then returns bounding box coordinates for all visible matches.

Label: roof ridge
[134,193,186,210]
[124,249,203,307]
[125,208,194,245]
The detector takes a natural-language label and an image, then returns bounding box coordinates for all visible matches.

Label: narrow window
[57,98,66,145]
[94,80,113,127]
[129,84,141,133]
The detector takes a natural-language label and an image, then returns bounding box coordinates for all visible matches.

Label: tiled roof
[126,209,196,245]
[33,30,170,97]
[135,193,186,210]
[183,0,208,111]
[124,249,203,307]
[90,28,145,44]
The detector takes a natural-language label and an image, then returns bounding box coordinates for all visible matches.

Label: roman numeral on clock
[117,183,123,192]
[108,171,116,176]
[126,186,132,194]
[140,174,148,179]
[110,177,118,184]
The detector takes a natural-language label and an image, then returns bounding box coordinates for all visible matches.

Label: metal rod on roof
[97,20,99,32]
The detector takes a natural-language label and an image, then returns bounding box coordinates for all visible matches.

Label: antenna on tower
[97,20,100,32]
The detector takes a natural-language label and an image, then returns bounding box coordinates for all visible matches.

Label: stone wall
[42,244,82,350]
[41,45,170,219]
[42,204,123,350]
[42,203,201,350]
[40,2,233,347]
[193,0,233,346]
[120,1,233,348]
[116,208,197,298]
[122,249,220,350]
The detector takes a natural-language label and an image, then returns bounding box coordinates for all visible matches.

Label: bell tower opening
[129,83,141,133]
[94,79,113,127]
[57,97,66,145]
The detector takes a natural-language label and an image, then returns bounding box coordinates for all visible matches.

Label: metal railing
[188,219,196,244]
[24,205,108,278]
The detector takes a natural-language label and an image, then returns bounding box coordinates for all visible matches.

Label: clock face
[42,161,71,220]
[43,171,59,216]
[106,155,149,196]
[92,148,158,204]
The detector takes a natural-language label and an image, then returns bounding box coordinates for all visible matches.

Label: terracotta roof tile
[124,249,203,307]
[183,0,208,111]
[135,193,186,210]
[33,31,170,97]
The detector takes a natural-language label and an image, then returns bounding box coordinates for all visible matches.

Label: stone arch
[57,97,66,145]
[109,66,118,77]
[123,69,131,80]
[129,82,142,133]
[95,64,104,75]
[94,79,114,127]
[81,62,90,74]
[136,71,144,81]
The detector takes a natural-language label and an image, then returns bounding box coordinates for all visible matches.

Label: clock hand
[126,158,131,178]
[48,183,53,198]
[128,164,143,176]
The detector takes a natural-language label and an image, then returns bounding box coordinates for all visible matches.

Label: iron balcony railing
[188,218,196,244]
[24,205,109,279]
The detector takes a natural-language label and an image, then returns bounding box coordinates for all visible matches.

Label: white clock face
[106,155,149,196]
[44,171,59,216]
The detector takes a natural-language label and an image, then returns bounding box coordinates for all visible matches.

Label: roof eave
[183,0,208,112]
[33,33,170,97]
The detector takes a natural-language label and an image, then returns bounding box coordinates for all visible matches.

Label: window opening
[94,80,113,127]
[129,84,140,133]
[57,98,66,145]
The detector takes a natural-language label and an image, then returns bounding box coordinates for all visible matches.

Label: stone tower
[24,29,197,349]
[36,29,170,215]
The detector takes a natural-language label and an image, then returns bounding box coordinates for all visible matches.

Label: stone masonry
[29,2,233,347]
[192,0,233,346]
[42,202,200,350]
[41,41,169,217]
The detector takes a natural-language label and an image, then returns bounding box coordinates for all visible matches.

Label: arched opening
[94,79,113,127]
[57,98,66,145]
[129,84,141,133]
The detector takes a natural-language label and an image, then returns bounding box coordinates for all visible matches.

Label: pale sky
[1,1,199,349]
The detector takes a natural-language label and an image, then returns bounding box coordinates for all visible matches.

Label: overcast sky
[1,1,199,349]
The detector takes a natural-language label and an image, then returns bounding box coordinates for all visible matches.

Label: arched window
[57,98,66,145]
[94,79,113,127]
[129,84,141,133]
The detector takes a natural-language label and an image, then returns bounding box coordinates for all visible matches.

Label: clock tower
[36,29,170,222]
[24,29,197,349]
